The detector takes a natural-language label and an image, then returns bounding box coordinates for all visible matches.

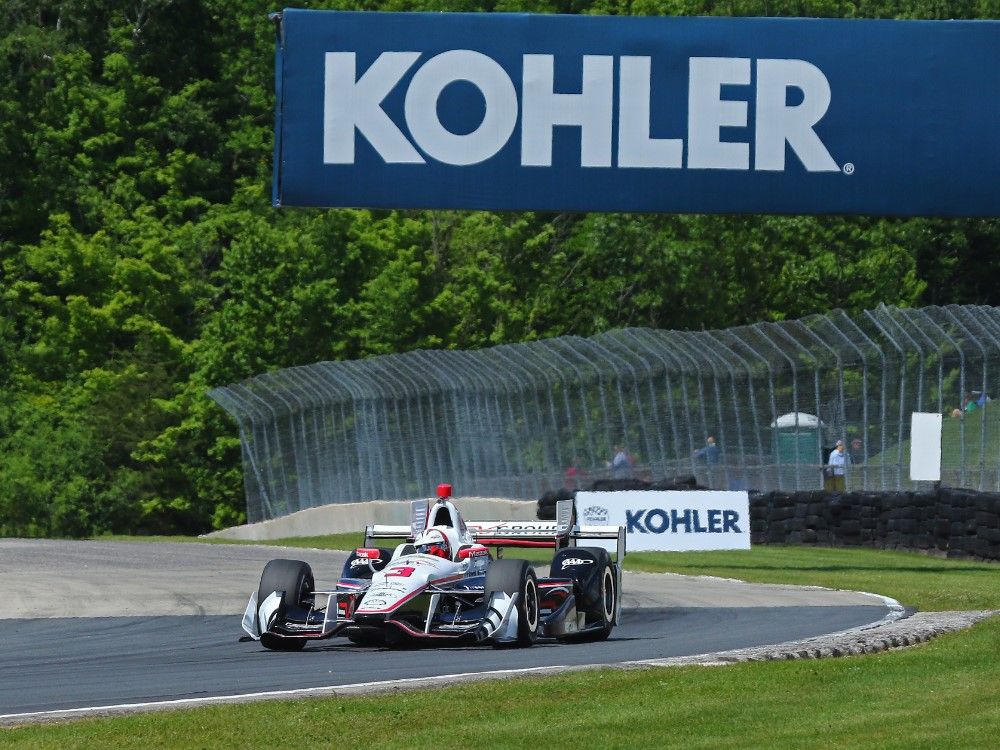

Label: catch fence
[210,305,1000,523]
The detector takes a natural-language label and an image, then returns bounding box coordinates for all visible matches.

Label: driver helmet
[415,529,450,560]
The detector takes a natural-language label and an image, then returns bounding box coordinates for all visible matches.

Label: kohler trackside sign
[271,10,1000,216]
[576,490,751,552]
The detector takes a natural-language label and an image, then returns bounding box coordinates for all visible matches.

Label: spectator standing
[825,439,850,491]
[693,436,721,466]
[848,438,866,465]
[611,445,632,479]
[563,457,583,490]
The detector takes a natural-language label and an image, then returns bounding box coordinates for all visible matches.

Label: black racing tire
[485,559,539,648]
[572,563,616,642]
[257,559,314,651]
[552,546,617,642]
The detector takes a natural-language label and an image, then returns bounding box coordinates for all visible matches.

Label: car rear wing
[365,498,626,563]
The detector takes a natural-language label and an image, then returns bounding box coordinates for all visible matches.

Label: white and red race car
[242,484,625,650]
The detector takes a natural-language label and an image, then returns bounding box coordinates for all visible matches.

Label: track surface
[0,540,894,718]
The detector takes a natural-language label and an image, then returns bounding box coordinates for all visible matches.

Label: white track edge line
[0,665,563,722]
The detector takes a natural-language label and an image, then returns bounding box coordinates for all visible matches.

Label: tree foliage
[0,1,997,536]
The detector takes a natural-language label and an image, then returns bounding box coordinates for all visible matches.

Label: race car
[242,483,625,650]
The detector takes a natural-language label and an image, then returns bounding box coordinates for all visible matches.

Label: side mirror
[354,547,382,572]
[457,545,491,561]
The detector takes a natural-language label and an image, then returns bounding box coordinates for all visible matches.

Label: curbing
[621,609,997,666]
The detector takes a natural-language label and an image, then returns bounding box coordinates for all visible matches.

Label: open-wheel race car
[242,483,626,650]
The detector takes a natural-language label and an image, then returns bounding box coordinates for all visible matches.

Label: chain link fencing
[210,304,1000,523]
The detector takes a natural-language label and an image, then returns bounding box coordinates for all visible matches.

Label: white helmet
[415,529,450,559]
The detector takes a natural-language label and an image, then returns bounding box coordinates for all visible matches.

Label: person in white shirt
[611,445,631,479]
[826,439,850,491]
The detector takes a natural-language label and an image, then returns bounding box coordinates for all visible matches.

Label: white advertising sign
[909,412,943,482]
[576,490,751,552]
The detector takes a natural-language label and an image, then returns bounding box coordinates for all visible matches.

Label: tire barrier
[747,486,1000,560]
[536,475,709,521]
[537,484,999,561]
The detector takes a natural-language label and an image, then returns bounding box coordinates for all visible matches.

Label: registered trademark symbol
[843,162,855,175]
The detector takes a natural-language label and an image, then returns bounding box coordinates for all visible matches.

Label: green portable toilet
[771,412,824,465]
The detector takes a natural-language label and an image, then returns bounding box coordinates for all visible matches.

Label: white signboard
[910,412,943,482]
[576,490,751,552]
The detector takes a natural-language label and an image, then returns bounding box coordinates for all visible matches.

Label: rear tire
[552,547,617,641]
[257,559,314,651]
[485,559,539,647]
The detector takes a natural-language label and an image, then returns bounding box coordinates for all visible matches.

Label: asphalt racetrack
[0,540,895,721]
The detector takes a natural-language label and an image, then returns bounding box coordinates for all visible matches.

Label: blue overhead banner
[272,10,1000,216]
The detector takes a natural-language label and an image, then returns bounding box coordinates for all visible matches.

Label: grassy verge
[626,546,999,612]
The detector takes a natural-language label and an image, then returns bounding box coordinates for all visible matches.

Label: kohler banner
[272,10,1000,216]
[576,491,751,552]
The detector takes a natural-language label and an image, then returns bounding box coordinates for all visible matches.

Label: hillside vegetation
[2,1,999,537]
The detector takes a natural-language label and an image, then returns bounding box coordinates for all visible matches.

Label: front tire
[257,559,314,651]
[485,559,539,647]
[574,563,615,642]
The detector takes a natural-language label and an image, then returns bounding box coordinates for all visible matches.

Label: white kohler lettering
[404,50,518,166]
[520,54,614,167]
[754,58,838,171]
[324,51,424,164]
[617,56,682,168]
[323,51,838,172]
[687,57,751,170]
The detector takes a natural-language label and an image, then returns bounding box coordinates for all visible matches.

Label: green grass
[626,546,999,612]
[867,402,1000,472]
[13,540,998,747]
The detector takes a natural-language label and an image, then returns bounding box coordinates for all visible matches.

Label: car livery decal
[355,573,466,613]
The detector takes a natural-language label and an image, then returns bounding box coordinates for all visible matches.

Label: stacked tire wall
[749,487,1000,561]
